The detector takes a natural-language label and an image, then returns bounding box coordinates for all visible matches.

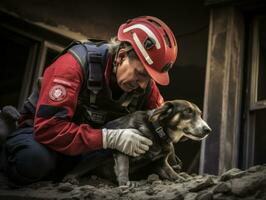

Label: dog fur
[63,100,211,186]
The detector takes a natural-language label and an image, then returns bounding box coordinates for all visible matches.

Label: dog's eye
[183,108,193,117]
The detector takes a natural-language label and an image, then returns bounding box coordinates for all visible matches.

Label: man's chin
[120,83,133,92]
[124,88,134,92]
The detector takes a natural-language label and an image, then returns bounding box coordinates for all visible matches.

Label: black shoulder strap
[68,40,109,104]
[51,40,84,64]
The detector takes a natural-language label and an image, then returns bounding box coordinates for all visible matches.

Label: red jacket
[34,52,164,156]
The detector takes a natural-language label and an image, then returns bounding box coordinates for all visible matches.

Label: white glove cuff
[102,128,108,149]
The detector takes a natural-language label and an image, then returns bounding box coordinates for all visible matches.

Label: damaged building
[0,0,265,199]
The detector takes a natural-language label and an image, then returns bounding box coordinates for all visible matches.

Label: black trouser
[1,127,111,185]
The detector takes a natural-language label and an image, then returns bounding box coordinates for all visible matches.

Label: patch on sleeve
[49,85,67,102]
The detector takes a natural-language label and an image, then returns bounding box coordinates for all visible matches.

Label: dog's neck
[147,110,172,143]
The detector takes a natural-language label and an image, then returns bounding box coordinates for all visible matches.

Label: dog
[63,100,211,186]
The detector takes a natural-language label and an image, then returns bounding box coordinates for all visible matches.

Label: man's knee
[3,128,57,184]
[12,146,56,180]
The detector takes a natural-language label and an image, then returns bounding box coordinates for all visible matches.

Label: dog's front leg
[168,143,182,172]
[156,154,186,182]
[114,153,130,186]
[63,150,112,185]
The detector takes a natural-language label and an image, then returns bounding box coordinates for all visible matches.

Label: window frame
[242,15,266,168]
[0,10,85,109]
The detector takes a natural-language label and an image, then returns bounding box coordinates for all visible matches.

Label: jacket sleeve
[144,80,165,109]
[34,52,103,156]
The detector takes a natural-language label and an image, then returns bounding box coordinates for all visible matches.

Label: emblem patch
[49,85,67,101]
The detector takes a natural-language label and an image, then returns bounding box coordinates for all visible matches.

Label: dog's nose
[202,126,212,135]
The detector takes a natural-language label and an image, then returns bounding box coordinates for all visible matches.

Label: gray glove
[102,128,153,157]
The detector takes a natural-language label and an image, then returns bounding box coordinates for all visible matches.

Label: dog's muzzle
[183,123,212,140]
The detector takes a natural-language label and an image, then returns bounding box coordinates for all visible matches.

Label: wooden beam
[200,6,244,175]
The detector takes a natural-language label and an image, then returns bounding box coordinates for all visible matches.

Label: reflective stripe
[36,105,68,119]
[132,33,153,65]
[53,78,72,87]
[123,24,161,49]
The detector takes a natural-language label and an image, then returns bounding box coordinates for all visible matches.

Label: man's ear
[116,49,127,65]
[149,101,174,122]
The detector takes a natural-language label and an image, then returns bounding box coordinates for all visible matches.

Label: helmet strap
[112,44,134,75]
[112,43,122,75]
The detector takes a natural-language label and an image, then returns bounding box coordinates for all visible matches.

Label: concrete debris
[147,174,160,184]
[219,168,246,181]
[58,182,75,192]
[0,165,265,200]
[212,182,231,194]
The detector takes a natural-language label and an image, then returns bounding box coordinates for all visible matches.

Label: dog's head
[148,100,211,143]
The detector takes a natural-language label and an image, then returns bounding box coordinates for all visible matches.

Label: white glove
[102,128,153,157]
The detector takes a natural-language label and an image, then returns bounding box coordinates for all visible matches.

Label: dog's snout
[202,126,211,134]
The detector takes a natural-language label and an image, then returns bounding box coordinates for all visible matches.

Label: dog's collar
[148,110,171,143]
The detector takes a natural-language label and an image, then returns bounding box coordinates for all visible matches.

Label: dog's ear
[149,101,174,122]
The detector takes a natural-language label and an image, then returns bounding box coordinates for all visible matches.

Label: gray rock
[212,193,227,200]
[79,185,96,191]
[146,187,155,195]
[1,165,266,200]
[174,191,184,200]
[98,183,105,187]
[194,175,204,179]
[179,172,192,179]
[70,189,82,196]
[231,171,266,197]
[152,180,162,185]
[254,190,266,199]
[196,191,213,200]
[213,182,231,194]
[185,192,198,200]
[189,177,215,192]
[219,168,246,181]
[247,165,264,173]
[58,182,74,192]
[129,187,136,193]
[147,174,160,183]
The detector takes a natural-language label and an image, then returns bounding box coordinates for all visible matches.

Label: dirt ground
[0,164,266,200]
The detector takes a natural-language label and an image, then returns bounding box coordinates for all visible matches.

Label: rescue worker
[1,16,178,185]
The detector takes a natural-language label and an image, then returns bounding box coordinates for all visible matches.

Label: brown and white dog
[63,100,211,186]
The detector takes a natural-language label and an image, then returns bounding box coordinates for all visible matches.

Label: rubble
[0,165,265,200]
[147,174,160,184]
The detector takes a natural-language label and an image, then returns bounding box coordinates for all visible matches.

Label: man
[2,16,178,185]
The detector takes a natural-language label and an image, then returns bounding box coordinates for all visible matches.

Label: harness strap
[68,41,108,105]
[148,109,171,143]
[87,53,103,104]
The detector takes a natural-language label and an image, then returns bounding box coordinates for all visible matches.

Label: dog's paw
[126,181,140,188]
[62,175,80,185]
[172,164,182,173]
[156,168,172,180]
[117,176,129,187]
[171,174,186,183]
[118,181,140,190]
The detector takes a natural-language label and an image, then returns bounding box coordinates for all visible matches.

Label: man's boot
[0,106,20,145]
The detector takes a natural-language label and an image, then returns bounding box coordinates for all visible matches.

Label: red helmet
[118,16,178,85]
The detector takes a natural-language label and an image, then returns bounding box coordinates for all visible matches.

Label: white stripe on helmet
[132,33,153,65]
[123,24,161,49]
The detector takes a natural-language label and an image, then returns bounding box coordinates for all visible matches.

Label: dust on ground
[0,165,266,200]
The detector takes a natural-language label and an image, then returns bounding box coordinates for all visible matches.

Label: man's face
[116,53,151,92]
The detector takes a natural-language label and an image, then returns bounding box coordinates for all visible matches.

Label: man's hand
[102,128,153,157]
